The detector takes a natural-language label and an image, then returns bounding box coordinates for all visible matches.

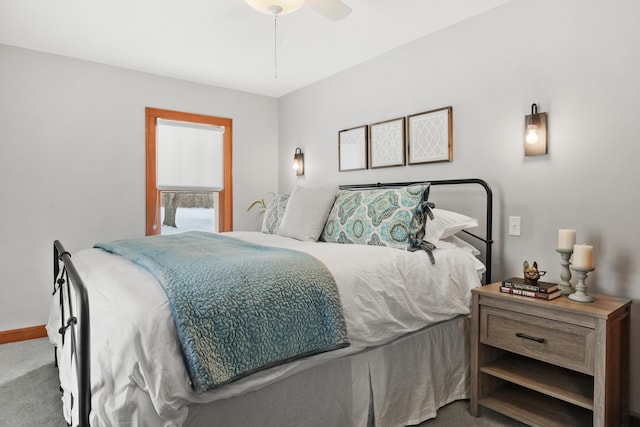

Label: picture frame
[338,125,368,171]
[407,106,453,165]
[369,117,405,169]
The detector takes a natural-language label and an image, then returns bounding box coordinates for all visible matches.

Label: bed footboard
[53,240,91,427]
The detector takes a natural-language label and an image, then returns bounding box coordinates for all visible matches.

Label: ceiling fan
[245,0,352,21]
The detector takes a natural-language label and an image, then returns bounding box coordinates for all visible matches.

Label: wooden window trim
[145,107,233,235]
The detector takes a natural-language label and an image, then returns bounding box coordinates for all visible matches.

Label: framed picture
[407,106,453,165]
[369,117,405,168]
[338,125,368,171]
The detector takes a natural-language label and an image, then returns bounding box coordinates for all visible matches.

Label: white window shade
[156,119,225,191]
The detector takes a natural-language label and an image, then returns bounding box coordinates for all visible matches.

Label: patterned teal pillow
[320,184,432,250]
[261,194,290,234]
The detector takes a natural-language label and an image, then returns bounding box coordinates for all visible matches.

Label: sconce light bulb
[525,125,539,144]
[292,161,298,170]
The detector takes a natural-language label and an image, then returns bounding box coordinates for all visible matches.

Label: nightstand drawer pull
[516,332,545,343]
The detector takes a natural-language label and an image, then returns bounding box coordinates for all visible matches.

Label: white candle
[558,229,576,250]
[573,244,593,269]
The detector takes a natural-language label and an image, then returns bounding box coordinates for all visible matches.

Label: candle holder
[555,248,574,295]
[568,266,595,303]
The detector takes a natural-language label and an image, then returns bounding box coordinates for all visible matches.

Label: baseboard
[0,325,47,344]
[631,411,640,427]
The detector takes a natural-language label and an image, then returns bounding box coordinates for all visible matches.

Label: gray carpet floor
[0,338,66,426]
[0,338,525,426]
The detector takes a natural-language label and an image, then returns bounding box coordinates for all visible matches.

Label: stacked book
[501,277,562,300]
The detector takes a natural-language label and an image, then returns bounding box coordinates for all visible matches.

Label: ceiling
[0,0,511,98]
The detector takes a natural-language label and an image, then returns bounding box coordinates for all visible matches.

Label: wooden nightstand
[471,282,631,427]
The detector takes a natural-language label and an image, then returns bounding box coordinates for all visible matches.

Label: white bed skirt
[185,315,470,427]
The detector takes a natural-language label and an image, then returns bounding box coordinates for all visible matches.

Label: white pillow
[277,185,337,241]
[437,235,481,256]
[426,208,478,243]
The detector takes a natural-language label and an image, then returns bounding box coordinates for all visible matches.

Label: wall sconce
[292,147,304,176]
[524,103,548,156]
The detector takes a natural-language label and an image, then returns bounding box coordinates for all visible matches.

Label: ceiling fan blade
[306,0,352,21]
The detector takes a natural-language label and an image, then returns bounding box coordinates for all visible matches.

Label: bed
[48,179,493,427]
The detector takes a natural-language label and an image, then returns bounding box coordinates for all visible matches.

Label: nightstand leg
[470,294,480,417]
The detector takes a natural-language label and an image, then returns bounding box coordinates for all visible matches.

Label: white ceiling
[0,0,511,98]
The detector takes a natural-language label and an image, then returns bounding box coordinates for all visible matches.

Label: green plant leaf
[247,199,266,212]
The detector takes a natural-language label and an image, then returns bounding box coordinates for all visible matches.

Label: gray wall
[0,44,279,331]
[278,0,640,411]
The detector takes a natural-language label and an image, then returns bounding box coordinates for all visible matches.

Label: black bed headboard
[339,178,493,284]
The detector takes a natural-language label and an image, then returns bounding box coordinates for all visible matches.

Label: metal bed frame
[53,241,91,427]
[52,177,493,427]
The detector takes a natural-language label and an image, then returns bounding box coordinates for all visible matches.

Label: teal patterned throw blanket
[95,232,350,393]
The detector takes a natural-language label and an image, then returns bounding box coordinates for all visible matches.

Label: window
[160,191,217,235]
[145,107,233,235]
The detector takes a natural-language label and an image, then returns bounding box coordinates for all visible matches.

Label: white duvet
[47,231,483,426]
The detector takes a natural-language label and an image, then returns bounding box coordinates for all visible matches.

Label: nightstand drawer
[480,306,595,375]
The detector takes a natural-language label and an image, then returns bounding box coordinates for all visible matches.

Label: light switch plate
[509,216,521,236]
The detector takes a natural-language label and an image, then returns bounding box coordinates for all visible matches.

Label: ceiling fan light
[245,0,306,16]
